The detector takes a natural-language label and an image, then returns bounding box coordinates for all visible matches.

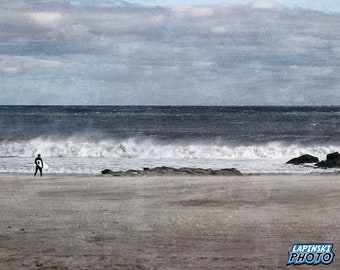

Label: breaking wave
[0,136,338,160]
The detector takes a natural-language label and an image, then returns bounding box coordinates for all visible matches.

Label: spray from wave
[1,136,338,160]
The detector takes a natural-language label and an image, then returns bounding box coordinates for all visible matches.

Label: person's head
[38,154,41,158]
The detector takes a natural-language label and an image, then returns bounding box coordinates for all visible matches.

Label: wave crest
[0,137,338,160]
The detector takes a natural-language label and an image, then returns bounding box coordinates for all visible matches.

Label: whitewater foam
[1,137,338,160]
[1,137,340,176]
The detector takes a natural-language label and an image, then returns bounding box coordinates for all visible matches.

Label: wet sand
[0,175,339,269]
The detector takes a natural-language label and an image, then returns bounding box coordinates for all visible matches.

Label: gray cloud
[1,1,340,105]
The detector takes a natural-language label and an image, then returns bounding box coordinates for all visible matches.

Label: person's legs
[34,166,38,176]
[39,167,42,177]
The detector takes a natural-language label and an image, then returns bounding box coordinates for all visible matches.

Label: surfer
[34,154,44,177]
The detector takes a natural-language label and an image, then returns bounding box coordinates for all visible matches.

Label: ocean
[1,106,340,176]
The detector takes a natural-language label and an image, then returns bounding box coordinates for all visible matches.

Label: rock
[102,169,114,175]
[123,170,140,176]
[316,152,340,168]
[153,166,176,174]
[211,168,242,176]
[101,166,242,176]
[327,152,340,161]
[101,169,124,176]
[286,154,319,165]
[175,167,212,175]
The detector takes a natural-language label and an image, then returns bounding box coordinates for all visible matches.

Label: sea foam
[1,137,339,176]
[0,136,338,160]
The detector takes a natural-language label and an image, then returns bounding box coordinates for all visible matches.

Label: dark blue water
[1,106,340,145]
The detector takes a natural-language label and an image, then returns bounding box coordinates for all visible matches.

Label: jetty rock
[286,154,319,165]
[316,152,340,168]
[102,166,242,176]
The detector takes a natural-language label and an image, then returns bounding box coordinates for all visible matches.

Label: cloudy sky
[1,0,340,105]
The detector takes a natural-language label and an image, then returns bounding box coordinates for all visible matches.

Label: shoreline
[0,174,339,269]
[1,169,340,178]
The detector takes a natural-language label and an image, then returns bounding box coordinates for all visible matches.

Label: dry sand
[0,174,339,269]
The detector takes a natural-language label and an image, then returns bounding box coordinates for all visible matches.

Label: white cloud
[250,1,285,11]
[188,6,215,17]
[210,26,228,34]
[28,12,63,26]
[192,61,213,68]
[1,67,21,73]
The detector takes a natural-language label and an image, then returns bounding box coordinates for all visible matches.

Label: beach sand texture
[0,175,339,269]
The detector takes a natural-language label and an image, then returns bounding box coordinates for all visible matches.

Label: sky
[1,0,340,105]
[133,0,340,13]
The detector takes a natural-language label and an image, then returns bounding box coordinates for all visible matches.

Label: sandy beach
[0,174,339,269]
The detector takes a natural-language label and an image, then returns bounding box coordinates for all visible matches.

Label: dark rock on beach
[286,154,319,165]
[316,152,340,168]
[102,166,242,176]
[101,169,115,175]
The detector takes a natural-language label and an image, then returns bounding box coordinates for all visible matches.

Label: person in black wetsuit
[34,154,44,177]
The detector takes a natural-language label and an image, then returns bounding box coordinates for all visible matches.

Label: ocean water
[1,106,340,176]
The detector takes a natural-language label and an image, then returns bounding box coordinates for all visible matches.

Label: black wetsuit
[34,157,43,177]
